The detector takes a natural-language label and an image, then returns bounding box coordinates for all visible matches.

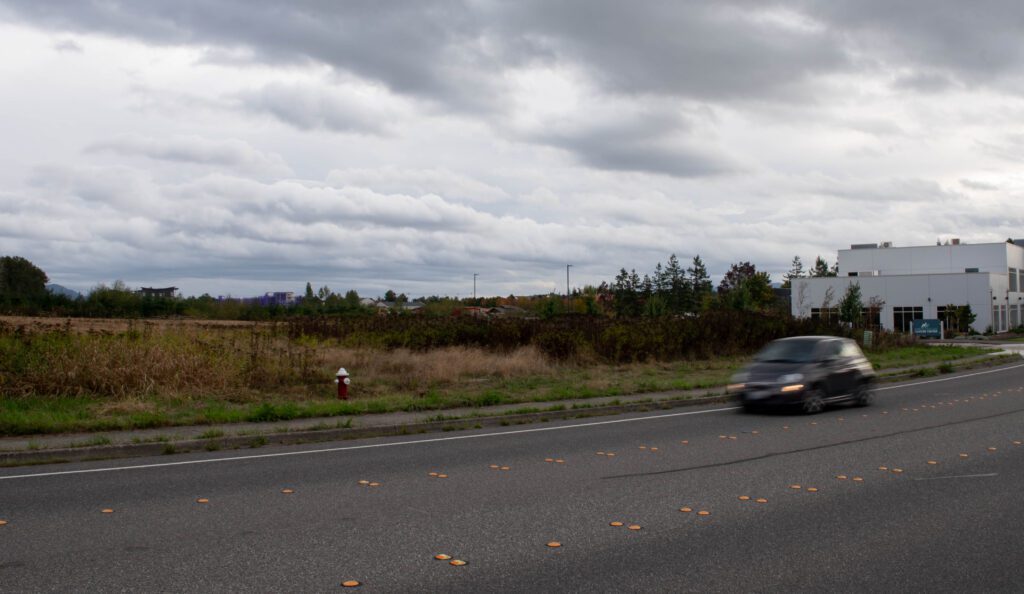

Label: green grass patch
[867,345,993,370]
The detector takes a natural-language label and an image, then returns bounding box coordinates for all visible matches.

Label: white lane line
[0,405,740,480]
[876,362,1024,391]
[913,473,999,481]
[3,360,1023,481]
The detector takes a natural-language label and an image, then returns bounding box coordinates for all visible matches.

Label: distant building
[260,292,296,307]
[138,287,178,299]
[793,239,1024,333]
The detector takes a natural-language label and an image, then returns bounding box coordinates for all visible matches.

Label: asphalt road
[2,363,1024,593]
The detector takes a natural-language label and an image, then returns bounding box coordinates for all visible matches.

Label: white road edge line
[913,473,999,480]
[875,362,1024,391]
[0,406,740,480]
[3,361,1023,481]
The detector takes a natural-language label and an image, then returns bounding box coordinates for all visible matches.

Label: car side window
[816,340,841,360]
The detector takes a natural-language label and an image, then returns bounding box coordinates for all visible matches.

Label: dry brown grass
[314,345,553,389]
[1,318,557,402]
[0,315,267,334]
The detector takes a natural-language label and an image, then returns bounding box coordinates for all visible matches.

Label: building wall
[837,243,1018,276]
[792,273,1007,332]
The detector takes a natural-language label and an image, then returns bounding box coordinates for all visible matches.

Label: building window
[1011,305,1020,330]
[991,305,1008,333]
[860,306,881,329]
[893,306,923,332]
[1011,268,1019,293]
[810,307,838,323]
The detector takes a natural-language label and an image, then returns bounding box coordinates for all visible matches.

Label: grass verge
[0,344,997,436]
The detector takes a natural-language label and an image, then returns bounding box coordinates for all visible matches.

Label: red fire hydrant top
[335,367,351,400]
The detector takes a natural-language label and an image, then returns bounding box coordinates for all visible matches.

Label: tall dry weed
[315,345,552,388]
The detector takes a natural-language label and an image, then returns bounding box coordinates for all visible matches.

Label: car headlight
[777,373,804,384]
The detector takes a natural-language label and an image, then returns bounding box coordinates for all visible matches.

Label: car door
[818,340,846,397]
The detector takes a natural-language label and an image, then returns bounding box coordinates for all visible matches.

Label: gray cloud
[529,107,737,178]
[960,179,999,191]
[8,0,1021,107]
[326,167,508,203]
[234,82,405,135]
[2,1,1024,296]
[804,0,1024,87]
[85,135,293,177]
[52,38,82,52]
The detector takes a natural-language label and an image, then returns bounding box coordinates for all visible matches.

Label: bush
[286,311,844,364]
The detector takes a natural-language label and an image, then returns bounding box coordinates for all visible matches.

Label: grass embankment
[0,318,996,436]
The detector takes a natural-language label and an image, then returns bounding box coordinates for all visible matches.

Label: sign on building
[912,319,943,339]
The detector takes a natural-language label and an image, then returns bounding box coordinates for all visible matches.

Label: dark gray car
[729,336,876,414]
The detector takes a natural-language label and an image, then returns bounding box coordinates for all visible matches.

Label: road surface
[2,363,1024,592]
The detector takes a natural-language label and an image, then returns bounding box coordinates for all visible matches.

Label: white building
[792,239,1024,333]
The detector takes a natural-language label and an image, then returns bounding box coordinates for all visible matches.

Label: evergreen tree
[782,256,804,289]
[687,255,712,311]
[612,268,643,317]
[664,254,690,314]
[810,256,838,277]
[653,262,667,295]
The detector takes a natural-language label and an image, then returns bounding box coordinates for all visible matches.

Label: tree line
[1,253,839,320]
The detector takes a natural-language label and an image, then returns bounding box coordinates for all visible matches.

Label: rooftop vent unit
[850,243,877,250]
[951,238,960,245]
[880,241,893,248]
[965,267,979,273]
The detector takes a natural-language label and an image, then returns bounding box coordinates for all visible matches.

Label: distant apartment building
[137,286,178,299]
[216,291,296,307]
[792,239,1024,333]
[259,292,296,307]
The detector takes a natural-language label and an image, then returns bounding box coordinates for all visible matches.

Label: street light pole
[473,273,478,302]
[566,264,572,306]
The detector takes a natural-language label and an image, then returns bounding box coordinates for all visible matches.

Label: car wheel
[802,388,825,414]
[853,381,873,407]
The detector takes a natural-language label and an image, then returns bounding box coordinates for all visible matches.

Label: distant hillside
[46,284,82,299]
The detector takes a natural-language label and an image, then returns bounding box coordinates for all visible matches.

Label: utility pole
[566,264,572,308]
[473,273,478,302]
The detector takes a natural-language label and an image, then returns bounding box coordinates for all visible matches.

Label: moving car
[729,336,876,413]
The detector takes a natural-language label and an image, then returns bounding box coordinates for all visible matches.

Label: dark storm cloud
[9,0,1022,106]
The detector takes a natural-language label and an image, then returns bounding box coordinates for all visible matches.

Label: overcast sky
[2,1,1023,298]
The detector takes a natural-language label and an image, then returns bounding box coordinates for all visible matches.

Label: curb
[0,394,734,467]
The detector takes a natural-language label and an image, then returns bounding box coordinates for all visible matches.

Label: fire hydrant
[334,367,351,400]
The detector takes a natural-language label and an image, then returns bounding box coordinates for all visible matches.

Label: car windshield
[753,339,821,363]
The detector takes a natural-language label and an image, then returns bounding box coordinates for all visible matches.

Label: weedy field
[0,315,994,436]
